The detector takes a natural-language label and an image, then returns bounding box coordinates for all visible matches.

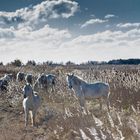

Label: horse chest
[26,99,35,110]
[28,103,34,110]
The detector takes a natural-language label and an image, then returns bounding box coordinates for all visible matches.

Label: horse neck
[72,77,86,95]
[72,86,81,97]
[75,76,86,85]
[27,91,34,100]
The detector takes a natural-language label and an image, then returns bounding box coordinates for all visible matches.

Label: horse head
[66,73,75,89]
[23,83,33,98]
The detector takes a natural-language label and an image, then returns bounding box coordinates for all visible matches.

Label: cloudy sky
[0,0,140,64]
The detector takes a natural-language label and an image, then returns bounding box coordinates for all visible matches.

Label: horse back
[81,82,109,98]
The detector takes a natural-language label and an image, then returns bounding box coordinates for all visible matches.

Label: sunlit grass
[0,64,140,139]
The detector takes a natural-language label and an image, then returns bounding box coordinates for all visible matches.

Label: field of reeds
[0,64,140,140]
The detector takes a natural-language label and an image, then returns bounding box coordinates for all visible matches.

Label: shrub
[0,62,3,66]
[11,59,22,67]
[26,60,36,66]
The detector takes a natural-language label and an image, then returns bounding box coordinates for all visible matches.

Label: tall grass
[0,65,140,140]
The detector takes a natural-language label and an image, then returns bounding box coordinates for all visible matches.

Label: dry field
[0,64,140,140]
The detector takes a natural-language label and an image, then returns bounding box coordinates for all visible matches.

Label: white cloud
[117,23,140,29]
[81,18,108,28]
[0,28,15,38]
[58,29,140,62]
[104,14,117,19]
[0,24,72,63]
[0,0,79,28]
[90,14,95,18]
[0,27,140,64]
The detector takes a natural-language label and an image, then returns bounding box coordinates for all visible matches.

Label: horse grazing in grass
[66,74,110,111]
[23,83,40,127]
[46,74,56,92]
[25,74,33,84]
[17,72,26,82]
[34,74,56,93]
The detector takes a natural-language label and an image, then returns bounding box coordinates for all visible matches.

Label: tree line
[0,58,140,67]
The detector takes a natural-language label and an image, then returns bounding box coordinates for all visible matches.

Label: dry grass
[0,64,140,140]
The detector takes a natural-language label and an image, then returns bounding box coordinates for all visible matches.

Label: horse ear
[66,73,70,76]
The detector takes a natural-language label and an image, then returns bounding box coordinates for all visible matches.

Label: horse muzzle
[68,85,72,89]
[24,94,27,98]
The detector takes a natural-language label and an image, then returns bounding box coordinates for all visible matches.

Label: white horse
[25,74,33,84]
[17,72,26,82]
[23,83,40,127]
[66,74,110,111]
[34,74,56,93]
[46,74,56,92]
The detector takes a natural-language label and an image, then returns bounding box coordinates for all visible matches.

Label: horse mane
[73,75,87,85]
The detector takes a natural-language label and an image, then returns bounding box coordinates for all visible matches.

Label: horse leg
[50,85,53,92]
[30,110,36,126]
[103,96,110,112]
[30,111,33,126]
[25,109,29,127]
[50,85,55,102]
[45,85,48,94]
[52,84,55,93]
[33,111,36,127]
[79,96,85,108]
[79,96,87,114]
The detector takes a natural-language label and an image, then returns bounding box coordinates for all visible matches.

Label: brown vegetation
[0,64,140,140]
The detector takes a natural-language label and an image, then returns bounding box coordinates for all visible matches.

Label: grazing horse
[17,72,26,82]
[66,74,110,111]
[25,74,33,84]
[34,74,56,93]
[34,73,47,90]
[0,79,8,92]
[4,74,13,82]
[46,74,56,92]
[23,83,40,127]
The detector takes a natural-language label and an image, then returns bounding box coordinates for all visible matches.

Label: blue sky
[0,0,140,64]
